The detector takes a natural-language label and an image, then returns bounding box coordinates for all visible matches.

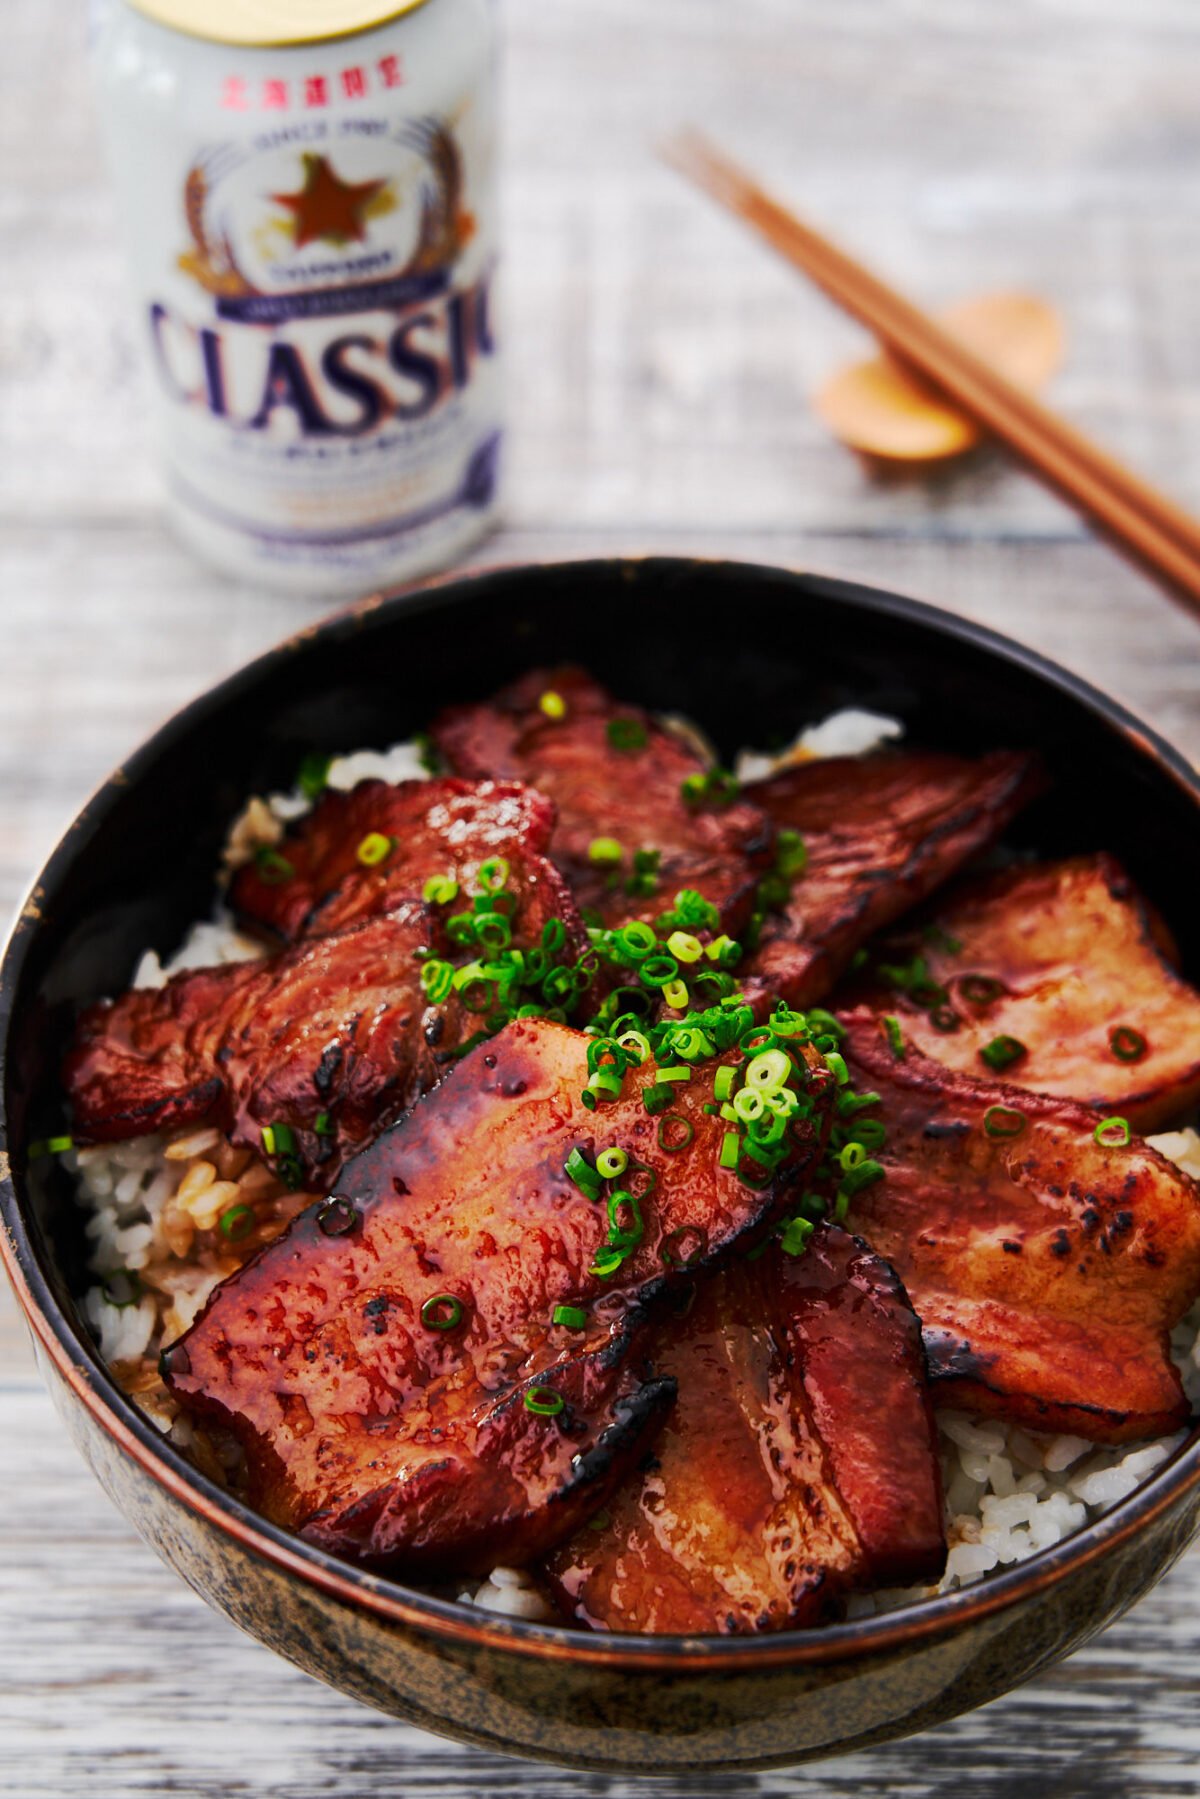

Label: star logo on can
[270,152,389,249]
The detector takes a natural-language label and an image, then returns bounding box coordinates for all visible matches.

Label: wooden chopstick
[663,128,1200,622]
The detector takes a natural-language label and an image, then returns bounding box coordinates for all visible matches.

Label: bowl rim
[3,552,1200,1673]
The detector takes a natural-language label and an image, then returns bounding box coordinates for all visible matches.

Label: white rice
[65,719,1200,1626]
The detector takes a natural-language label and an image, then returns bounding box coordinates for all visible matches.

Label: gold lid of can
[124,0,430,48]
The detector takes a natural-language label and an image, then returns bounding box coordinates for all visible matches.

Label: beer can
[90,0,502,594]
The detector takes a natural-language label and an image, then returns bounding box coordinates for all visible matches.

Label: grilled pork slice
[163,1018,831,1575]
[64,905,462,1185]
[543,1226,945,1634]
[431,666,774,933]
[839,1009,1200,1442]
[858,854,1200,1132]
[231,776,582,952]
[741,749,1043,1008]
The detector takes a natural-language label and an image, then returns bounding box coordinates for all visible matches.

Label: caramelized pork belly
[741,749,1042,1007]
[64,905,461,1185]
[839,1009,1200,1442]
[231,776,582,952]
[164,1018,832,1575]
[431,666,773,933]
[543,1227,945,1634]
[860,855,1200,1132]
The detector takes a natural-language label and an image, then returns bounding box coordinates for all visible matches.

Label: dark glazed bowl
[4,558,1200,1774]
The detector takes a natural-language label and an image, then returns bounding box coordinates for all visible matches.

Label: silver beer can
[90,0,502,594]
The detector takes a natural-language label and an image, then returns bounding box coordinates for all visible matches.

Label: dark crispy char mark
[431,666,774,934]
[860,854,1200,1132]
[741,749,1044,1008]
[63,906,460,1185]
[838,1008,1200,1442]
[230,776,583,953]
[542,1226,945,1634]
[163,1018,832,1575]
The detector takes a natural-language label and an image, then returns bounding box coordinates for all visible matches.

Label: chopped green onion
[474,911,512,950]
[680,767,740,811]
[666,931,704,964]
[606,1189,643,1247]
[713,1066,735,1102]
[1109,1025,1148,1063]
[588,836,623,866]
[422,874,459,905]
[824,1051,850,1086]
[538,690,566,720]
[842,1158,886,1197]
[657,1114,695,1153]
[733,1088,767,1124]
[662,979,689,1010]
[297,751,332,801]
[477,856,510,892]
[524,1385,565,1415]
[219,1204,256,1242]
[616,920,656,959]
[836,1088,880,1116]
[589,1245,627,1280]
[421,1294,464,1331]
[979,1034,1027,1073]
[1094,1116,1131,1149]
[805,1008,844,1041]
[553,1304,588,1329]
[642,1082,673,1115]
[659,1224,706,1267]
[639,953,679,988]
[780,1215,815,1257]
[844,1116,886,1150]
[656,1065,691,1083]
[583,1067,623,1108]
[984,1104,1026,1141]
[565,1146,603,1200]
[101,1269,143,1308]
[356,831,393,867]
[420,958,454,1003]
[596,1145,628,1179]
[775,828,808,879]
[883,1015,905,1058]
[616,1029,652,1064]
[542,918,567,953]
[745,1048,791,1093]
[28,1134,74,1159]
[260,1121,296,1158]
[960,974,1005,1006]
[719,1130,741,1170]
[254,844,294,885]
[314,1111,332,1136]
[607,717,648,752]
[705,935,741,968]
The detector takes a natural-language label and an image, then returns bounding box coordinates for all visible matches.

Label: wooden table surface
[6,2,1200,1793]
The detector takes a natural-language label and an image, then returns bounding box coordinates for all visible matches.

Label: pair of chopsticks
[663,129,1200,623]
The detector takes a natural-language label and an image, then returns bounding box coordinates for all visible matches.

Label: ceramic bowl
[4,558,1200,1774]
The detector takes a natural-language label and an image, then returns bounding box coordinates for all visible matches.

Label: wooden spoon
[814,291,1064,462]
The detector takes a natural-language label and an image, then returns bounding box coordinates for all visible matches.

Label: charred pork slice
[162,1017,830,1576]
[543,1226,945,1634]
[859,854,1200,1132]
[839,1009,1200,1442]
[431,666,773,933]
[64,905,461,1185]
[741,750,1043,1008]
[230,776,582,951]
